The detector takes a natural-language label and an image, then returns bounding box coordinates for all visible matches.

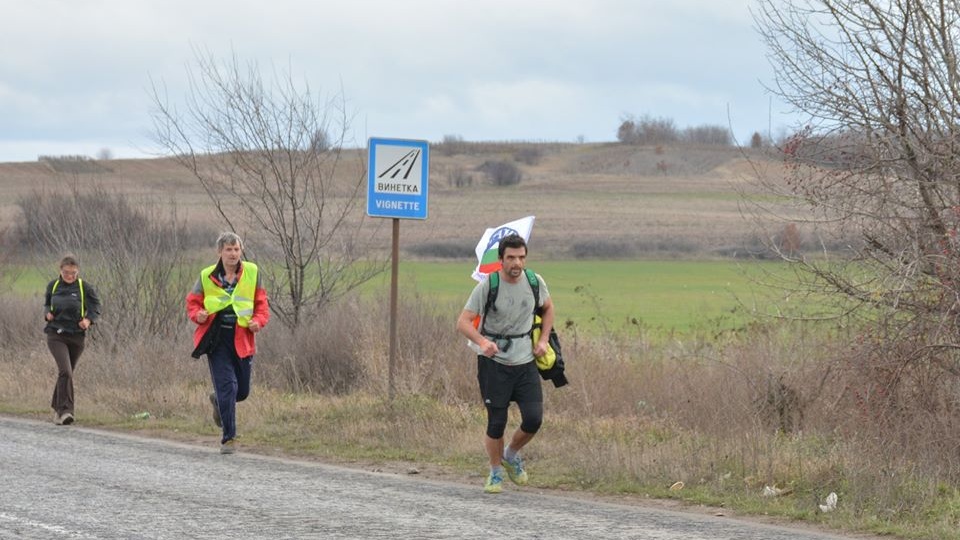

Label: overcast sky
[0,0,799,163]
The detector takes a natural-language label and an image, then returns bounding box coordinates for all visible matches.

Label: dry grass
[0,144,794,260]
[2,288,960,539]
[4,144,956,538]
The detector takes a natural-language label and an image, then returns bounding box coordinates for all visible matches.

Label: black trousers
[47,332,85,415]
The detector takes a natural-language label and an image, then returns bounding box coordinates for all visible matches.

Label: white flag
[471,216,535,282]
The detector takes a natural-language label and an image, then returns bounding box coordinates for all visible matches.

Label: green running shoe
[484,470,504,493]
[502,455,528,485]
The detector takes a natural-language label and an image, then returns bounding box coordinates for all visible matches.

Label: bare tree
[681,124,732,146]
[751,2,960,378]
[15,184,191,346]
[616,114,679,145]
[149,51,385,330]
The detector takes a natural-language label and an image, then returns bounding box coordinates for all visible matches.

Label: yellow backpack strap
[49,279,60,311]
[49,278,85,318]
[78,278,85,318]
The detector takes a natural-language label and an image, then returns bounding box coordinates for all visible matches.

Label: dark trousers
[47,332,85,415]
[207,326,253,444]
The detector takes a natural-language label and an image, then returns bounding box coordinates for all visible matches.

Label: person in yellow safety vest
[44,254,102,426]
[186,232,270,455]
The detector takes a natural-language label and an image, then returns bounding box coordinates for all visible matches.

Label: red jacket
[186,261,270,358]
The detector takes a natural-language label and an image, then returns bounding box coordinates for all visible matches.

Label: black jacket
[44,278,102,335]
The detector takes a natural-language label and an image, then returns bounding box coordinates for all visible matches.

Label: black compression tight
[485,401,543,439]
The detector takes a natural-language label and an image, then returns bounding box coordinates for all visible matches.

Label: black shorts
[477,355,543,408]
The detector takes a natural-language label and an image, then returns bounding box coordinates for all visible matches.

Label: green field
[7,259,798,333]
[383,259,793,333]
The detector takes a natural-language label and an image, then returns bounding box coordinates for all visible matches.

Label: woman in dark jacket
[44,254,101,425]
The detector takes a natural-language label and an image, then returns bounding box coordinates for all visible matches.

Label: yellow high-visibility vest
[200,262,258,327]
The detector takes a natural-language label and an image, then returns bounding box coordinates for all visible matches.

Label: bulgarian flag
[471,215,535,282]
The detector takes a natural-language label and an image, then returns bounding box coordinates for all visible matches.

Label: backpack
[477,269,568,388]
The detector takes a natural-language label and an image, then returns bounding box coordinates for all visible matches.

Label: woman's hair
[216,232,243,251]
[59,254,79,268]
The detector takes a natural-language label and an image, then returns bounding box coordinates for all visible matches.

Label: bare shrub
[633,238,700,255]
[0,295,44,351]
[447,166,473,188]
[569,238,709,259]
[81,328,202,417]
[477,160,522,187]
[617,114,679,145]
[37,155,111,174]
[513,147,543,166]
[755,373,803,434]
[15,186,149,251]
[391,292,473,400]
[257,297,366,395]
[635,322,837,439]
[438,134,466,156]
[569,240,636,259]
[349,292,472,401]
[13,184,195,344]
[681,124,732,146]
[405,242,473,259]
[617,119,637,143]
[541,329,645,419]
[775,223,802,257]
[310,128,331,153]
[830,330,960,456]
[257,289,471,398]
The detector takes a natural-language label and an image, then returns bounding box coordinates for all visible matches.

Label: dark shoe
[220,439,236,454]
[59,413,74,425]
[209,392,222,427]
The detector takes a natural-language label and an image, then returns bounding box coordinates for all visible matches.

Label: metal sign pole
[389,218,399,401]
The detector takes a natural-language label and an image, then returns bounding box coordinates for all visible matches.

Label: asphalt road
[0,416,861,539]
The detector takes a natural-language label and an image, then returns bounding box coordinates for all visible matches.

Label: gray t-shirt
[464,272,550,366]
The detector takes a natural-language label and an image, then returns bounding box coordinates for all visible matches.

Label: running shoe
[501,454,528,485]
[484,470,504,493]
[220,439,236,454]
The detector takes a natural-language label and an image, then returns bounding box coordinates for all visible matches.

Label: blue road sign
[367,137,429,219]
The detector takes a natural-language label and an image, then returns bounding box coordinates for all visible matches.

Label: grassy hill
[0,143,792,260]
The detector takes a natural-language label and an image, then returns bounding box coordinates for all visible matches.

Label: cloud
[0,0,796,162]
